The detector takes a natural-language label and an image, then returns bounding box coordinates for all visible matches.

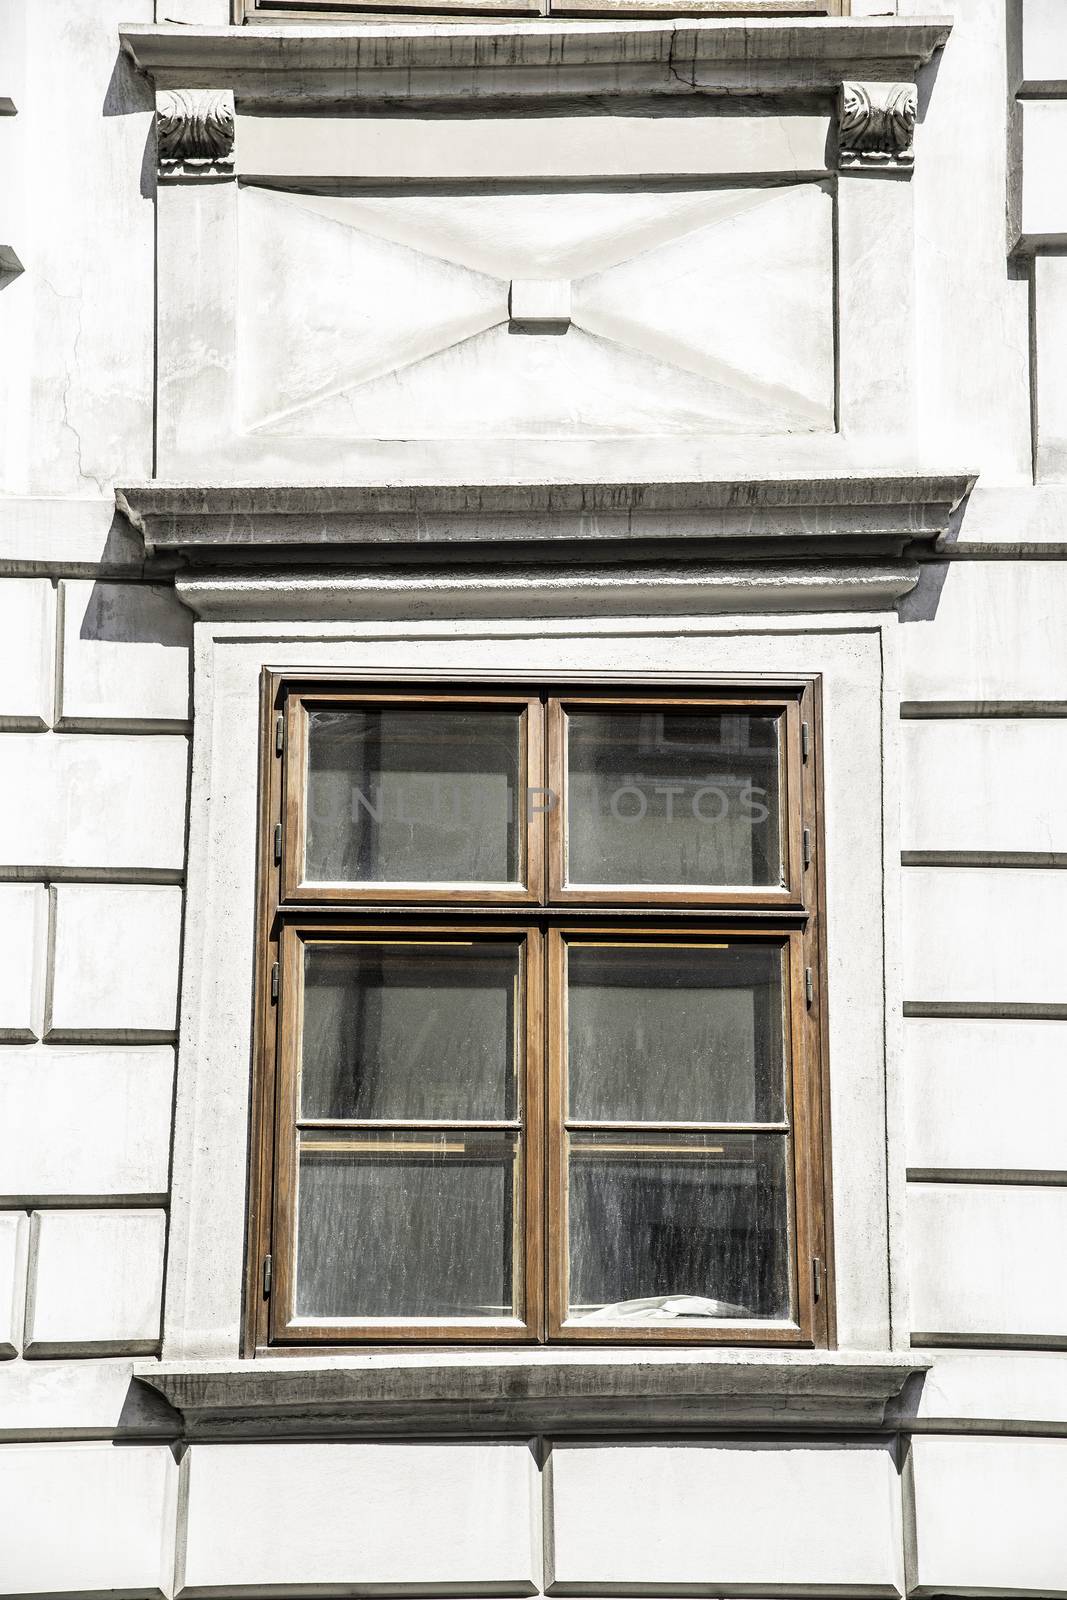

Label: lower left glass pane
[294,1130,520,1321]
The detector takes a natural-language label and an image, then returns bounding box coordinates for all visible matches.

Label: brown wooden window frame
[235,2,850,22]
[246,673,832,1353]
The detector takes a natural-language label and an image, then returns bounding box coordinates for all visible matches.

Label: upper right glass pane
[564,707,783,888]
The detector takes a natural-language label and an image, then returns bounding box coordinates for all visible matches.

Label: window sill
[134,1348,931,1439]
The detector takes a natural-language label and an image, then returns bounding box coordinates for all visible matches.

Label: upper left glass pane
[304,706,524,885]
[301,940,521,1121]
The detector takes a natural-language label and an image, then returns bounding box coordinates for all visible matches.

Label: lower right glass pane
[567,1132,792,1323]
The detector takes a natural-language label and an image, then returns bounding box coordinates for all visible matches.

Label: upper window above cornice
[233,1,852,23]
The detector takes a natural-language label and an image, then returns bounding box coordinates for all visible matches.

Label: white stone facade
[1,1,1067,1596]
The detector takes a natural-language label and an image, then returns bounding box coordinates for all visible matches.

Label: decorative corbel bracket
[156,89,235,181]
[837,82,917,170]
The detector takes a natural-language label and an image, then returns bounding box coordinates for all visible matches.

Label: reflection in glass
[301,942,520,1121]
[567,1133,790,1321]
[566,709,781,887]
[567,943,785,1124]
[295,1131,518,1319]
[305,707,523,884]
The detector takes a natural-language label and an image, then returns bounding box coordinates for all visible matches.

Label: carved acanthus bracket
[838,82,917,170]
[156,89,235,180]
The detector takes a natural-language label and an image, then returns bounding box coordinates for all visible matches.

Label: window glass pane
[305,706,523,884]
[567,1132,790,1322]
[565,708,782,887]
[300,941,521,1122]
[567,942,785,1124]
[295,1131,519,1319]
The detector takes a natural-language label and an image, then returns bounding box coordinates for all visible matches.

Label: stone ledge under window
[134,1349,931,1440]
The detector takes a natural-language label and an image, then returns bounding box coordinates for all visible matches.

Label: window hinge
[273,823,282,865]
[812,1255,823,1303]
[271,961,279,1003]
[801,720,810,762]
[805,966,814,1006]
[275,714,284,757]
[262,1254,272,1298]
[802,827,812,868]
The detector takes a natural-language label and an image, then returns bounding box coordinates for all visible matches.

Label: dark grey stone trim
[119,18,953,107]
[135,1350,930,1440]
[116,474,976,565]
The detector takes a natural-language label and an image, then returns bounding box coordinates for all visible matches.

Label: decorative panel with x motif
[238,182,835,441]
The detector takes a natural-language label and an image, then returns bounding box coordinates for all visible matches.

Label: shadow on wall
[73,560,193,724]
[899,562,952,624]
[78,578,193,650]
[897,490,965,623]
[102,48,156,203]
[115,1374,180,1443]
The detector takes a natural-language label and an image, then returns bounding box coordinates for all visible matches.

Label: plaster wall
[1,1,1067,1597]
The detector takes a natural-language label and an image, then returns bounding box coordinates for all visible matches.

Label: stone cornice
[119,17,953,106]
[116,473,974,619]
[117,473,975,560]
[135,1349,931,1440]
[172,563,921,622]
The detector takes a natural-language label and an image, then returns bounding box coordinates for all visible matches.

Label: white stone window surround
[162,608,914,1384]
[115,9,958,1408]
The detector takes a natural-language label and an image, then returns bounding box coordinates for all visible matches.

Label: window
[236,2,849,21]
[249,679,831,1348]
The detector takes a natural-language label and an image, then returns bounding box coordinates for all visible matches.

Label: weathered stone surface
[910,1435,1067,1596]
[908,1350,1067,1430]
[136,1349,930,1439]
[0,1358,176,1441]
[6,2,154,498]
[901,719,1067,857]
[0,734,188,872]
[233,182,835,444]
[0,1440,176,1595]
[117,472,975,556]
[902,563,1067,704]
[156,88,234,180]
[175,562,922,622]
[0,498,144,575]
[1017,102,1067,250]
[59,580,191,727]
[908,1184,1067,1343]
[120,17,952,104]
[25,1209,166,1357]
[0,1046,174,1202]
[905,1018,1067,1178]
[0,1212,28,1359]
[48,884,183,1040]
[1034,254,1067,480]
[903,867,1067,1010]
[238,108,833,184]
[550,1439,904,1594]
[838,80,916,168]
[0,884,46,1041]
[179,1441,539,1593]
[0,579,53,728]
